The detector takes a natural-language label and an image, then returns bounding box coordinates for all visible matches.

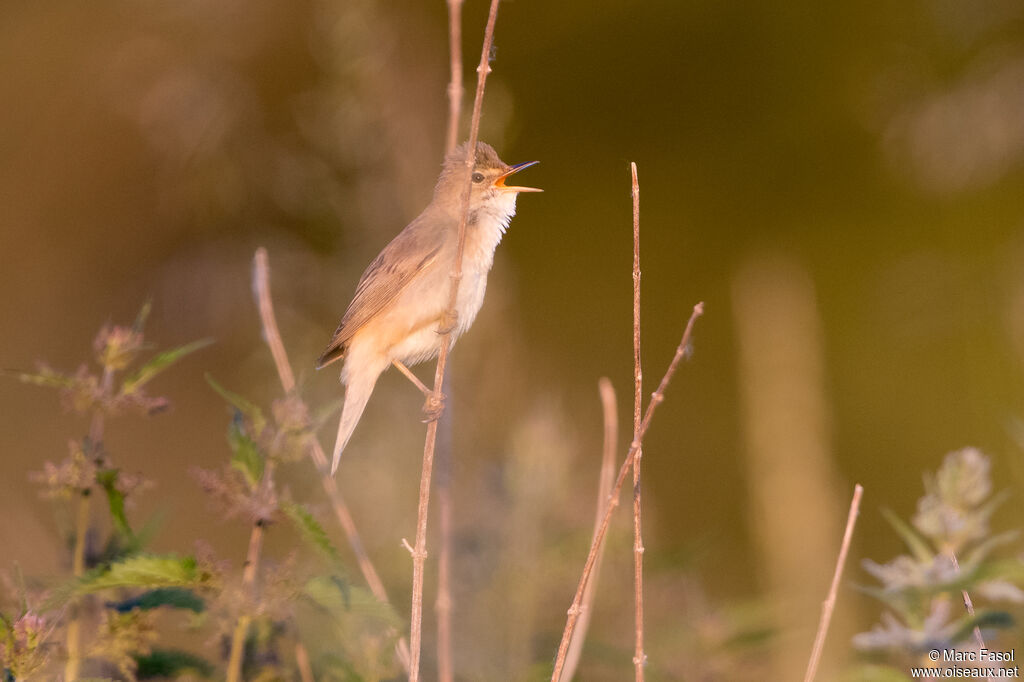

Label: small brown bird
[317,142,540,474]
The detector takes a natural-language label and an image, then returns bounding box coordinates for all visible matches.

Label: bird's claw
[436,310,459,336]
[421,391,446,422]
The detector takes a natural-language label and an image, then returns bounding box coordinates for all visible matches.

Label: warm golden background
[2,0,1024,679]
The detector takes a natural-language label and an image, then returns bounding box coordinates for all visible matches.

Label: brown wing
[316,212,448,369]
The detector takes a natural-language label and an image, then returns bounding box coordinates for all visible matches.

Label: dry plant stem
[226,475,273,682]
[551,303,704,682]
[296,642,315,682]
[408,1,502,680]
[251,249,411,671]
[949,552,989,661]
[629,161,646,681]
[65,367,113,682]
[562,378,618,680]
[802,484,863,682]
[444,0,465,155]
[437,1,464,678]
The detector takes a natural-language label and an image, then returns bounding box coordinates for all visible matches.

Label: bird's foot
[436,310,459,336]
[421,391,446,423]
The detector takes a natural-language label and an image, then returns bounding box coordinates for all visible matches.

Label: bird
[316,141,540,474]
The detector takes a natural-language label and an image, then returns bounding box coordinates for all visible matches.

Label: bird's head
[435,142,541,215]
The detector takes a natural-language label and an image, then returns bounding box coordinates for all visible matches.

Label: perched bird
[317,142,540,474]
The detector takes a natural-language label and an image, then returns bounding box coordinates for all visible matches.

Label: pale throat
[467,190,518,271]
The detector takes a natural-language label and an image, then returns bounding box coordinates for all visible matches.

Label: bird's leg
[392,359,446,422]
[392,359,431,396]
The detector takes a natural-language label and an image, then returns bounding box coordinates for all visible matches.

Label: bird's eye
[472,172,485,183]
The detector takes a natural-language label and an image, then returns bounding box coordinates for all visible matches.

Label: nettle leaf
[132,300,152,335]
[206,375,266,431]
[121,339,213,395]
[108,588,205,613]
[228,413,265,488]
[135,648,214,679]
[948,609,1014,644]
[6,366,76,389]
[96,469,134,543]
[881,508,933,563]
[304,576,400,627]
[283,502,343,569]
[45,555,211,608]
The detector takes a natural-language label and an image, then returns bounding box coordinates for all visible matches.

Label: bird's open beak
[494,161,542,193]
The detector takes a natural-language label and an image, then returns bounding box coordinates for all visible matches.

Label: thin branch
[949,551,991,679]
[227,511,269,682]
[629,161,646,681]
[251,248,411,672]
[296,642,315,682]
[802,484,863,682]
[444,0,465,156]
[551,302,705,682]
[408,1,503,680]
[562,378,619,680]
[438,1,465,678]
[65,366,113,682]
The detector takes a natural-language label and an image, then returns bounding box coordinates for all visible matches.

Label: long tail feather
[331,362,382,474]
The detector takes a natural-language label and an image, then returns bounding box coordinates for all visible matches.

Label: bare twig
[65,367,113,682]
[296,642,315,682]
[408,1,503,679]
[949,551,991,678]
[437,2,465,678]
[444,0,465,156]
[551,302,705,682]
[629,161,646,681]
[803,484,863,682]
[227,511,269,682]
[251,249,411,672]
[562,378,618,680]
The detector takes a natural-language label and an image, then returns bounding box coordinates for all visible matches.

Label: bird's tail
[331,357,386,475]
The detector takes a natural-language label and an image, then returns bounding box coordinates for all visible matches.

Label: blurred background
[2,0,1024,679]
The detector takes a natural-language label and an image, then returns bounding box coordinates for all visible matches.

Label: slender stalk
[64,491,90,681]
[226,492,271,682]
[296,642,315,682]
[551,303,704,682]
[948,551,991,680]
[802,484,863,682]
[444,0,465,155]
[629,162,646,681]
[251,248,411,671]
[408,2,503,680]
[65,366,113,681]
[562,378,618,680]
[437,2,465,678]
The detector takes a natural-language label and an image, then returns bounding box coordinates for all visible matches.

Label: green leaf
[304,576,400,626]
[121,338,213,395]
[228,413,264,488]
[46,555,211,608]
[132,300,153,335]
[4,366,76,389]
[948,609,1014,644]
[96,469,135,543]
[107,588,205,613]
[283,502,343,568]
[313,397,344,430]
[975,557,1024,584]
[135,648,214,679]
[206,374,266,431]
[881,508,933,563]
[960,530,1019,571]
